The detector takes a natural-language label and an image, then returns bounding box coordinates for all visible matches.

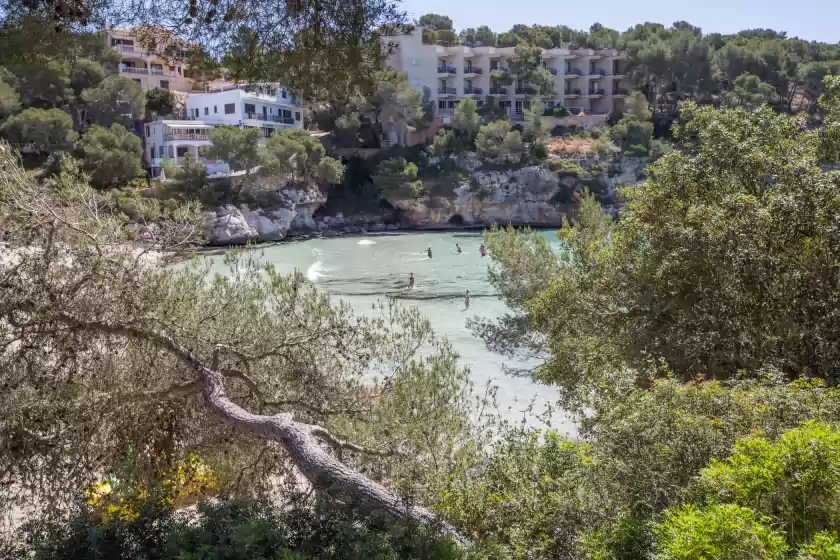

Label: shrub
[698,421,840,548]
[654,503,788,560]
[10,494,469,559]
[547,159,584,177]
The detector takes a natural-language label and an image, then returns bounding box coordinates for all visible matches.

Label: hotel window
[224,103,235,114]
[204,107,209,116]
[213,106,218,114]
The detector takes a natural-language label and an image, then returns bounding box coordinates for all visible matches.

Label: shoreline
[197,224,563,251]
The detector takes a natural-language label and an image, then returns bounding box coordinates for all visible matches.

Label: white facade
[185,83,305,134]
[382,28,632,119]
[143,120,229,177]
[107,28,194,92]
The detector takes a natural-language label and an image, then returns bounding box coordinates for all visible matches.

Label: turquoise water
[206,231,575,434]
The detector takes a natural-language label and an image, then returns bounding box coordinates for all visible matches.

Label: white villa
[143,82,306,176]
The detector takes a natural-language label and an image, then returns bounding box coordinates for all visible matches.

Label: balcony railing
[463,66,483,74]
[565,88,582,96]
[546,68,558,75]
[121,66,148,74]
[164,133,210,141]
[589,88,606,96]
[244,112,296,124]
[490,64,508,72]
[515,87,536,95]
[114,45,145,55]
[437,87,457,95]
[565,68,583,76]
[614,88,630,96]
[464,87,484,95]
[591,68,607,76]
[489,87,508,95]
[437,65,457,74]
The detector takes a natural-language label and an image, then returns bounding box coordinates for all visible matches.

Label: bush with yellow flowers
[85,453,219,522]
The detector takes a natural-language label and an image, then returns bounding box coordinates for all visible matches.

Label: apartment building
[107,28,193,92]
[144,82,305,176]
[185,82,304,134]
[382,28,632,121]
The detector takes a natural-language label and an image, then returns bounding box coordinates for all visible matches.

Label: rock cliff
[204,182,326,245]
[203,158,646,245]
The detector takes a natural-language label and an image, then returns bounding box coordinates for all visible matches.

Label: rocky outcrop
[203,158,647,244]
[204,182,326,245]
[390,158,645,228]
[393,166,570,227]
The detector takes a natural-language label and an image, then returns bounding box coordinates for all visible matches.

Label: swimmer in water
[409,272,415,289]
[480,244,486,257]
[465,289,471,309]
[456,243,462,255]
[427,247,433,259]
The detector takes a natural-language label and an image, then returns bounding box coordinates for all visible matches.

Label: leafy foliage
[482,101,840,408]
[373,156,424,199]
[0,107,77,153]
[265,128,344,185]
[654,503,788,560]
[82,75,146,127]
[8,494,468,559]
[79,123,143,188]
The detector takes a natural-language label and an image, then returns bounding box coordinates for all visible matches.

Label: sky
[399,0,840,44]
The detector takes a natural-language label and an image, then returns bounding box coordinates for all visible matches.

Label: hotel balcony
[564,88,582,97]
[463,87,484,95]
[121,66,148,74]
[164,132,210,141]
[437,87,457,96]
[545,68,558,75]
[564,68,583,77]
[489,86,508,95]
[244,112,295,124]
[436,65,457,76]
[463,66,483,75]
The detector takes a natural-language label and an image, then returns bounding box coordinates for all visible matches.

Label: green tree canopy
[418,13,453,30]
[724,73,777,109]
[82,76,146,127]
[0,81,21,119]
[202,126,269,175]
[0,107,76,153]
[68,59,105,96]
[144,87,178,121]
[475,119,512,158]
[79,123,143,188]
[265,128,344,185]
[451,96,481,141]
[372,156,424,200]
[480,96,840,408]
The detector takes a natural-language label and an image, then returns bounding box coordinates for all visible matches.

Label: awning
[165,123,214,129]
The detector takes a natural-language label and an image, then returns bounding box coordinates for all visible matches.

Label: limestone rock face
[392,159,645,228]
[204,180,326,245]
[392,166,571,227]
[205,205,258,245]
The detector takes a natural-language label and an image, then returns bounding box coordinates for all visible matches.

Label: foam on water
[357,239,376,245]
[306,260,329,282]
